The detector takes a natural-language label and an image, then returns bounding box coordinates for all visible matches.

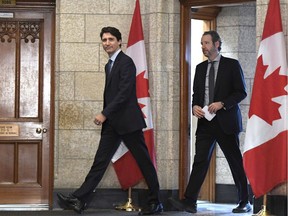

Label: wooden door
[0,3,55,209]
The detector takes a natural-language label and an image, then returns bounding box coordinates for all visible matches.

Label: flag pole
[115,187,140,212]
[253,194,274,216]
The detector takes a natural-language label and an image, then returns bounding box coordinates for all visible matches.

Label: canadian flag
[243,0,288,198]
[111,0,157,189]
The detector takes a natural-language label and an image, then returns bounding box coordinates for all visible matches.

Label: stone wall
[215,3,256,185]
[54,0,287,197]
[215,0,287,196]
[54,0,181,190]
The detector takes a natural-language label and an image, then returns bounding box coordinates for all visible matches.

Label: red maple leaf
[136,70,150,119]
[138,102,147,119]
[249,55,287,125]
[136,70,150,98]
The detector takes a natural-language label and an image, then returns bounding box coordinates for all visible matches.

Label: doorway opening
[189,10,219,201]
[184,0,256,203]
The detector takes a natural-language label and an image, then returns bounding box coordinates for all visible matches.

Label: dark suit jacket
[102,51,146,135]
[192,55,247,134]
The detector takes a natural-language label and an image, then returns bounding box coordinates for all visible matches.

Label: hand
[94,113,106,126]
[192,105,205,119]
[208,102,224,114]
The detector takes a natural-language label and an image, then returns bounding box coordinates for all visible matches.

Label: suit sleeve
[221,59,247,110]
[192,63,206,107]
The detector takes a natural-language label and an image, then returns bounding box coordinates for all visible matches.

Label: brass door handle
[36,128,48,134]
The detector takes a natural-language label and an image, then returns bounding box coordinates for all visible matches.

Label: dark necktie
[107,59,113,74]
[209,61,215,104]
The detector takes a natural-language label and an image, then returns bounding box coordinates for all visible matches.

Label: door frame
[178,0,255,199]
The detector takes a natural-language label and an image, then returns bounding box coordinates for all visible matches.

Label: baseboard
[253,195,287,216]
[216,185,287,216]
[215,184,254,204]
[54,184,255,211]
[53,188,179,211]
[53,186,287,215]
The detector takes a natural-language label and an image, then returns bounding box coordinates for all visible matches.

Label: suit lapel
[200,60,209,92]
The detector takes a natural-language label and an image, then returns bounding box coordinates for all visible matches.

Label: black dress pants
[73,122,160,204]
[185,118,249,203]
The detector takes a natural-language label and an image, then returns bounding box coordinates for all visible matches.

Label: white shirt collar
[110,49,121,62]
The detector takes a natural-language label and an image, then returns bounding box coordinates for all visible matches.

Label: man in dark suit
[57,26,163,215]
[169,31,251,213]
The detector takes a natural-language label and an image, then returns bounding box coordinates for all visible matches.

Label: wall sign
[0,0,16,5]
[0,124,19,136]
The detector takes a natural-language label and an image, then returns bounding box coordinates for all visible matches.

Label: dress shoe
[57,192,86,214]
[168,197,197,213]
[232,201,252,213]
[138,202,164,215]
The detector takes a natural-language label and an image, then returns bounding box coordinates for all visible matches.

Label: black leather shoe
[138,203,163,215]
[57,193,86,214]
[168,197,197,213]
[232,201,252,213]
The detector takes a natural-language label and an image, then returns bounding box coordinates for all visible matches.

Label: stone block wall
[54,0,287,197]
[215,0,287,196]
[54,0,181,190]
[215,3,256,185]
